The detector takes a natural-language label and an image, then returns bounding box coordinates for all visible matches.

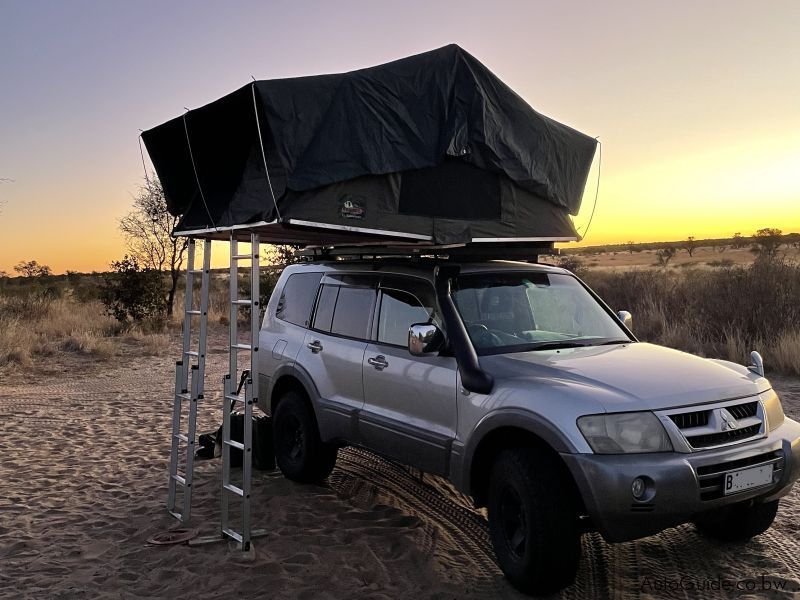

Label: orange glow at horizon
[1,1,798,274]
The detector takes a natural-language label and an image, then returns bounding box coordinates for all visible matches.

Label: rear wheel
[694,499,779,542]
[273,391,337,483]
[487,449,581,595]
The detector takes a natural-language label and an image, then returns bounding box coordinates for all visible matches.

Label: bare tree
[626,241,636,255]
[655,246,677,267]
[682,236,696,257]
[751,228,783,261]
[14,260,51,277]
[731,232,745,249]
[119,177,188,316]
[262,244,302,266]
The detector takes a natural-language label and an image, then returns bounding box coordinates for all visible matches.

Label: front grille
[665,399,763,450]
[687,424,761,448]
[695,450,783,501]
[669,410,710,429]
[726,401,758,419]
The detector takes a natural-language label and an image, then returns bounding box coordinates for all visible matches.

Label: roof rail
[297,242,559,262]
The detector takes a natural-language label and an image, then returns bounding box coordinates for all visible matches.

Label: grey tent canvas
[142,45,597,246]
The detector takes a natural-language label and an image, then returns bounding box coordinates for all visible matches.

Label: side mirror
[408,323,445,356]
[617,310,633,331]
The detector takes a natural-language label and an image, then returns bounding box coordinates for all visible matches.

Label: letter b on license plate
[724,464,773,495]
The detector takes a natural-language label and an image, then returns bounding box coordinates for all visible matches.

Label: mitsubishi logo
[719,408,739,431]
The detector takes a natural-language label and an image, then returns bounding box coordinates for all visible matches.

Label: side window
[275,272,323,327]
[377,289,432,346]
[312,284,339,332]
[330,287,376,339]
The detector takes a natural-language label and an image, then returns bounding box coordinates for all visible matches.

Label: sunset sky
[1,0,798,273]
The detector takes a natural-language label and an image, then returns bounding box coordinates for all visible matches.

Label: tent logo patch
[339,197,366,220]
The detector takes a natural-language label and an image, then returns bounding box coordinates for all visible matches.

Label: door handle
[307,340,323,354]
[367,355,389,370]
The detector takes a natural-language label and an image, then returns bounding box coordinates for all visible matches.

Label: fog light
[632,477,646,499]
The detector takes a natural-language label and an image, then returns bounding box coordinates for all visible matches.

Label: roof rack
[297,241,559,262]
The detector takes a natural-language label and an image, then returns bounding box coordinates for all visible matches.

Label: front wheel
[694,499,779,542]
[487,449,581,595]
[273,391,337,483]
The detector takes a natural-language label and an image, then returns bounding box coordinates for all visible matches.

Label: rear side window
[312,285,339,332]
[330,287,375,339]
[275,272,323,327]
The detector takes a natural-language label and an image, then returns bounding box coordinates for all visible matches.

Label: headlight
[577,412,673,454]
[762,390,785,432]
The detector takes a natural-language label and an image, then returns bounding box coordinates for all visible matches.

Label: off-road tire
[693,499,779,542]
[487,448,581,595]
[273,391,337,483]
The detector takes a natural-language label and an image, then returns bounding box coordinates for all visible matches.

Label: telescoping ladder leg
[167,238,211,522]
[221,232,266,550]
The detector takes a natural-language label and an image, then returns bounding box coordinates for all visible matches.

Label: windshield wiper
[597,339,632,346]
[528,341,589,351]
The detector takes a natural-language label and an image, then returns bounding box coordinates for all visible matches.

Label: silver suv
[258,259,800,595]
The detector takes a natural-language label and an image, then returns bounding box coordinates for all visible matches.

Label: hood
[480,342,771,411]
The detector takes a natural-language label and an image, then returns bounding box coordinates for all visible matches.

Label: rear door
[360,276,458,475]
[297,274,378,443]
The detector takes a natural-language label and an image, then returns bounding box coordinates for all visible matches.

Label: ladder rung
[225,394,246,404]
[231,300,251,306]
[231,344,252,351]
[222,528,244,543]
[174,433,188,443]
[168,510,184,520]
[176,392,191,400]
[186,310,202,315]
[184,350,199,357]
[232,254,254,260]
[172,474,186,486]
[187,269,204,274]
[224,439,244,450]
[223,483,244,497]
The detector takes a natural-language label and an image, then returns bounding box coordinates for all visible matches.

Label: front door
[360,277,458,475]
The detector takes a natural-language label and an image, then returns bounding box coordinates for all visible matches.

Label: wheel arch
[464,411,582,509]
[268,364,320,418]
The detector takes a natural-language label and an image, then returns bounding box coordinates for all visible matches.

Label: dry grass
[0,294,121,369]
[124,329,172,355]
[583,259,800,376]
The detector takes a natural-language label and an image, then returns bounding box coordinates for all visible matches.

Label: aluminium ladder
[167,238,212,522]
[220,232,266,550]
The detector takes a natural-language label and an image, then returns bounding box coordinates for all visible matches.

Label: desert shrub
[707,259,734,268]
[554,256,587,276]
[100,256,165,326]
[654,246,677,267]
[583,260,800,374]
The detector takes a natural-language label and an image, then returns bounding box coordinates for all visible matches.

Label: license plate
[723,464,773,495]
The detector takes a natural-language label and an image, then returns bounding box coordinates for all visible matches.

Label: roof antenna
[251,75,256,82]
[577,137,601,241]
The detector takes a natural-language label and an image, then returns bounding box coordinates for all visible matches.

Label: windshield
[452,272,631,355]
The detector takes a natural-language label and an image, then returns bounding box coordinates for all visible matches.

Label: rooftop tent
[141,44,597,245]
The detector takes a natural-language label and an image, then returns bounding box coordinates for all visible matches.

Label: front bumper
[561,417,800,543]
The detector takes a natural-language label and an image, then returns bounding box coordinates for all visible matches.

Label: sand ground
[1,329,799,599]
